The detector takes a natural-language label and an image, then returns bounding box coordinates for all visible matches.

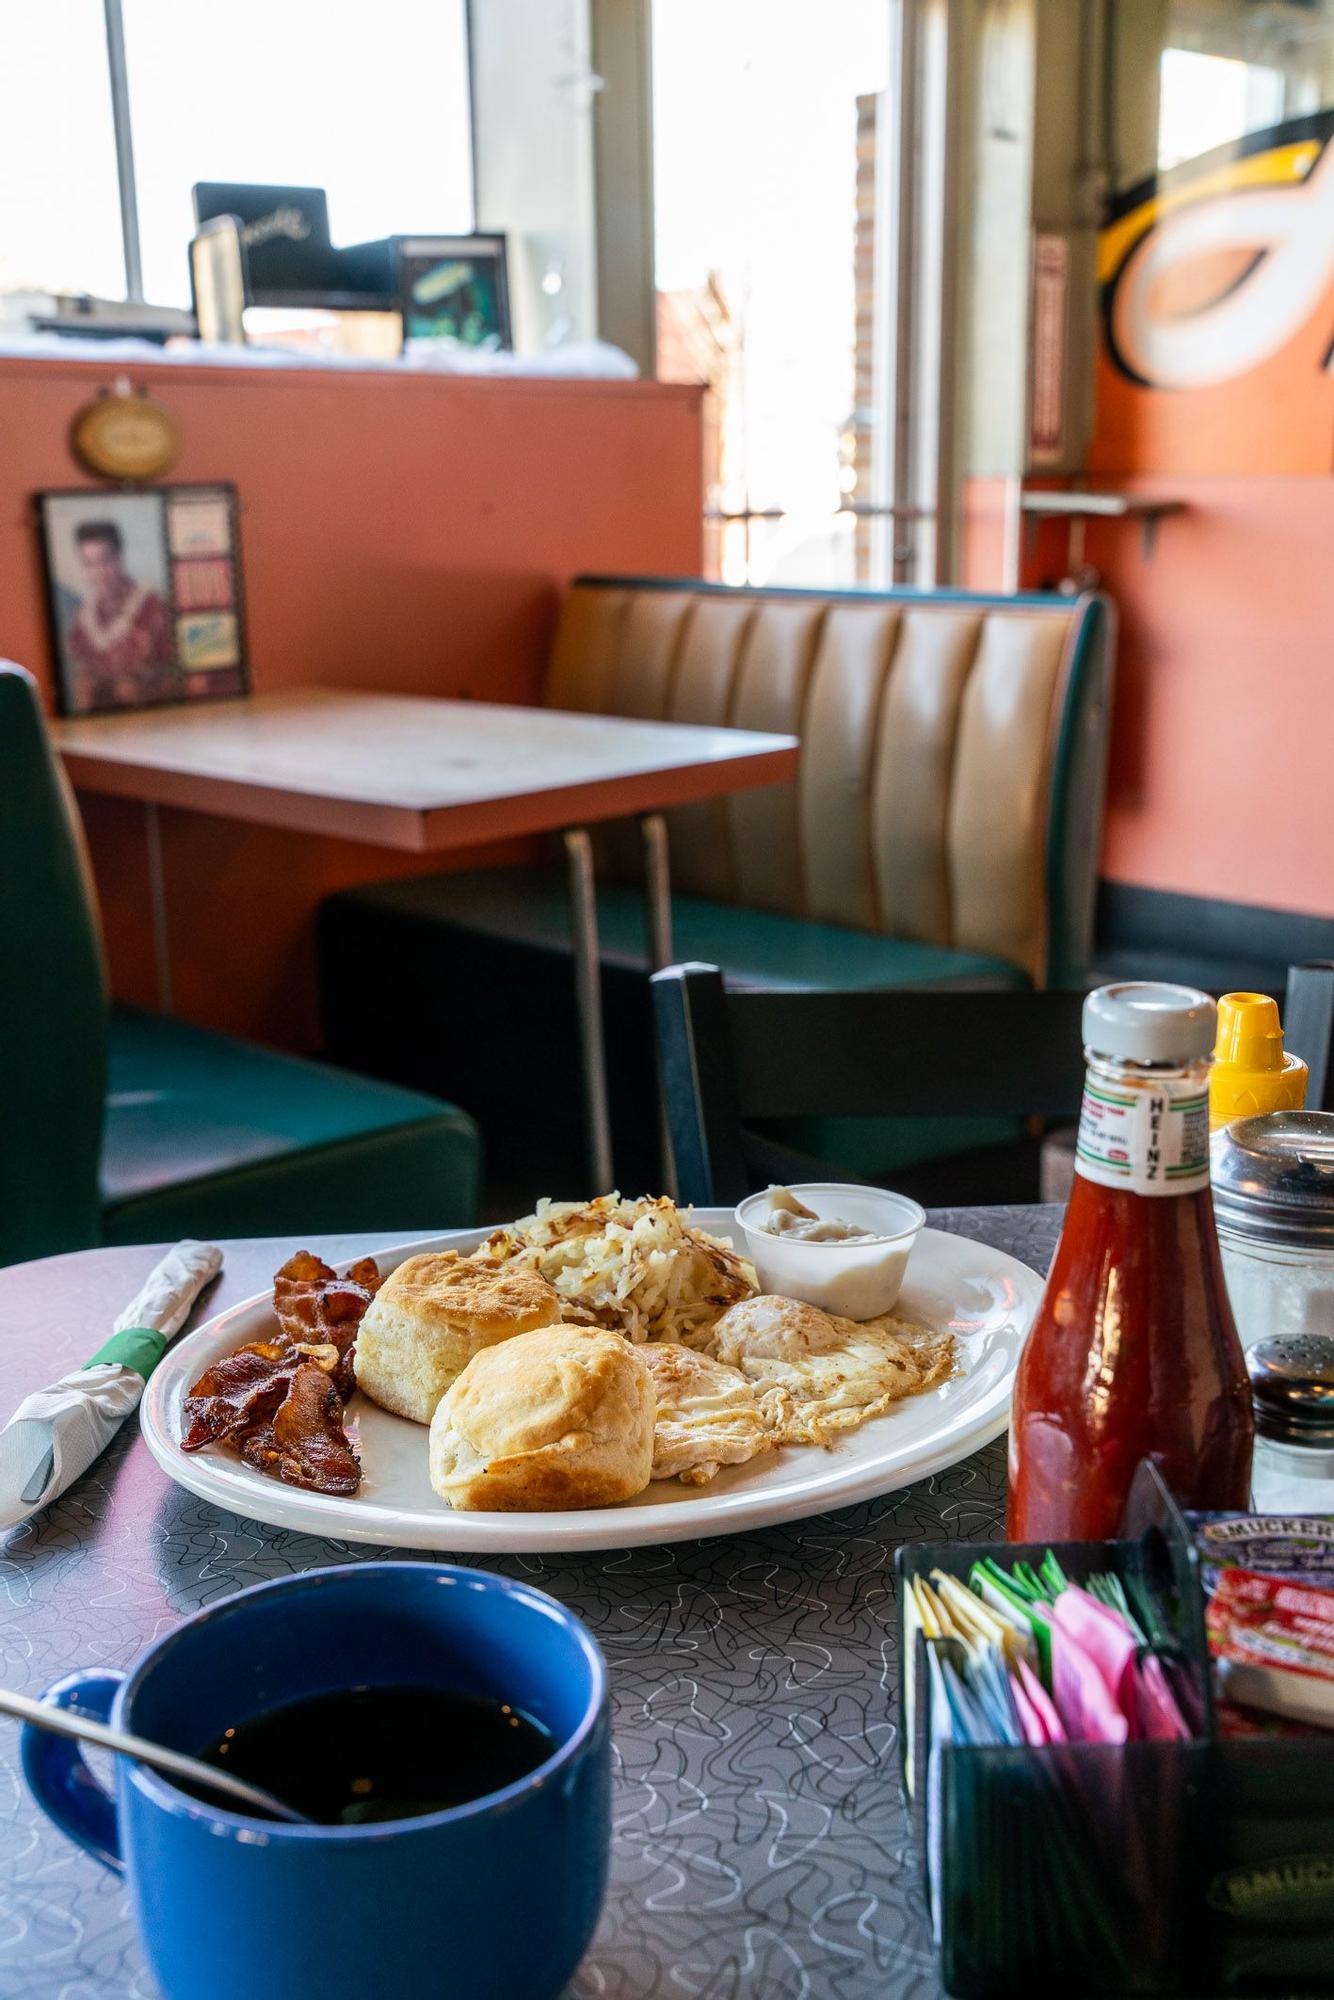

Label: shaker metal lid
[1248,1332,1334,1445]
[1213,1111,1334,1247]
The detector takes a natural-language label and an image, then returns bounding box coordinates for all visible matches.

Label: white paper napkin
[0,1240,222,1531]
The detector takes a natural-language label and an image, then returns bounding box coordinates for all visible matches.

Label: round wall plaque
[70,383,180,482]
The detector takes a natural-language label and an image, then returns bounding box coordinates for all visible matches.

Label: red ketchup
[1008,983,1254,1541]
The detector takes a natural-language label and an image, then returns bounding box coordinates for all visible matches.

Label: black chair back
[1285,961,1334,1111]
[651,963,1089,1207]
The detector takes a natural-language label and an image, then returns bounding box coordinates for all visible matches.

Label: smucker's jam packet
[1207,1566,1334,1732]
[1185,1511,1334,1592]
[1186,1510,1334,1734]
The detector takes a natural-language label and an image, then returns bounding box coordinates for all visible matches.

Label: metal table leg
[640,812,674,970]
[564,827,614,1193]
[144,801,174,1014]
[640,813,678,1197]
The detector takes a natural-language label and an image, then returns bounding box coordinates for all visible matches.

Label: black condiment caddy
[896,1469,1334,1996]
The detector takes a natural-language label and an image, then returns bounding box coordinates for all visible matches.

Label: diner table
[53,688,800,1190]
[0,1202,1060,2000]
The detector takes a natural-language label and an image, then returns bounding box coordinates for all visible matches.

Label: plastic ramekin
[733,1182,925,1321]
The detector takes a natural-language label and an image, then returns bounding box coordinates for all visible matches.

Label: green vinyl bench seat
[329,866,1030,995]
[101,1005,480,1245]
[0,659,481,1268]
[320,868,1026,1182]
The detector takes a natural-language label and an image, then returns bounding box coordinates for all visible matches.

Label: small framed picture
[395,234,511,352]
[37,484,250,716]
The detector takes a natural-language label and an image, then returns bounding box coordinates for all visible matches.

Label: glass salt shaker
[1212,1113,1334,1354]
[1248,1331,1334,1511]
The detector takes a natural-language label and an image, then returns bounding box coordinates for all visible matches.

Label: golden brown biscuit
[353,1253,561,1425]
[428,1325,655,1511]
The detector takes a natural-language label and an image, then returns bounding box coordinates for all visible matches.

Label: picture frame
[394,234,511,352]
[37,484,250,717]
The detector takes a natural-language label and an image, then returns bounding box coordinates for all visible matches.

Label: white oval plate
[140,1219,1040,1553]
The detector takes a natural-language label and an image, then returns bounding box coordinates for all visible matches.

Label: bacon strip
[272,1252,379,1399]
[238,1363,361,1497]
[183,1253,380,1495]
[181,1343,295,1451]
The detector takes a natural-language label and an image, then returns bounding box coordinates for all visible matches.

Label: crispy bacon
[181,1343,295,1450]
[272,1252,380,1400]
[238,1364,361,1497]
[183,1252,381,1495]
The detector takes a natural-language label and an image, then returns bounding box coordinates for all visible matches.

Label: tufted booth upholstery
[544,579,1112,987]
[319,578,1113,1187]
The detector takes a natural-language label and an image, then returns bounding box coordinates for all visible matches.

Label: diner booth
[2,4,1333,1998]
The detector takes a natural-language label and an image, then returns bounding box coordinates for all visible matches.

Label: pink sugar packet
[1014,1655,1067,1744]
[1009,1666,1048,1746]
[1051,1588,1137,1743]
[1134,1652,1191,1741]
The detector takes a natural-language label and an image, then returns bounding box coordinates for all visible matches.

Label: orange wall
[0,355,703,1045]
[958,475,1012,594]
[1074,477,1334,920]
[962,472,1333,920]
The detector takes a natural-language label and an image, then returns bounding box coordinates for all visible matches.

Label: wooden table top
[54,687,799,852]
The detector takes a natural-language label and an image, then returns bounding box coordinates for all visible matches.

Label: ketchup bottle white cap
[1082,981,1216,1066]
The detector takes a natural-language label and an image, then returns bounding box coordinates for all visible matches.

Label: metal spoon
[2,1685,310,1824]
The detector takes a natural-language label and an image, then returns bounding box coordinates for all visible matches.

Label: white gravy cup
[733,1183,925,1321]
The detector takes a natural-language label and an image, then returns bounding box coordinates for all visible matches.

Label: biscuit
[353,1253,562,1424]
[429,1325,655,1510]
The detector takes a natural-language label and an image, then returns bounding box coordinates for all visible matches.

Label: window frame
[104,0,144,300]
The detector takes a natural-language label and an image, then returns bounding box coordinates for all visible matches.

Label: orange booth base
[0,355,704,1048]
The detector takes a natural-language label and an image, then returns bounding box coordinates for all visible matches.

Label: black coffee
[198,1684,555,1825]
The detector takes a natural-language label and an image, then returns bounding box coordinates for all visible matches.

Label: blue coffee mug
[23,1562,611,2000]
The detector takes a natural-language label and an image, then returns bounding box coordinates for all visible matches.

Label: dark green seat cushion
[101,1005,480,1243]
[333,867,1028,994]
[320,868,1027,1183]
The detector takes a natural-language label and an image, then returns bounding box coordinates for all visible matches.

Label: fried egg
[703,1295,954,1448]
[638,1341,771,1486]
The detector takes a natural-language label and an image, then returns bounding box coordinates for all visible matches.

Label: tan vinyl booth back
[547,579,1114,989]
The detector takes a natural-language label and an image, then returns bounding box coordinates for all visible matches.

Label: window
[0,2,126,299]
[123,0,473,307]
[653,0,893,586]
[1159,48,1285,171]
[0,1,473,308]
[1157,0,1334,174]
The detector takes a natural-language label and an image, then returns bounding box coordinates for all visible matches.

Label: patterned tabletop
[0,1204,1061,2000]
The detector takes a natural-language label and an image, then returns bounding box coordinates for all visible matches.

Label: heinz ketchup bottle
[1008,983,1253,1540]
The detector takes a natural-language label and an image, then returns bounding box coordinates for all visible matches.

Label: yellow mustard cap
[1209,991,1309,1129]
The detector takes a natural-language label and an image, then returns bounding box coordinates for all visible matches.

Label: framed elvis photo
[38,483,250,717]
[395,234,511,352]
